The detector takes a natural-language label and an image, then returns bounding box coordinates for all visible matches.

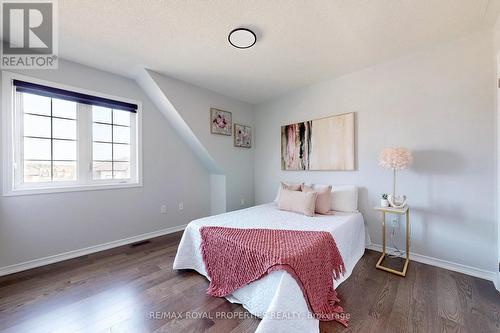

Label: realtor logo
[1,0,58,68]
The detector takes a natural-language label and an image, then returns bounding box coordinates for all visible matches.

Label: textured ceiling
[58,0,500,103]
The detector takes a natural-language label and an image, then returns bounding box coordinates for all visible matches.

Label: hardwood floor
[0,232,498,333]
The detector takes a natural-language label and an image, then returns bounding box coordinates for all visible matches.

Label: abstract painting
[281,112,355,170]
[210,108,232,135]
[234,124,251,148]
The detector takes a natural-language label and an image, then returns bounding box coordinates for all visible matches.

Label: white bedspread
[173,203,365,333]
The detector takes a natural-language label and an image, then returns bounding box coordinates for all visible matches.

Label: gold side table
[373,206,410,277]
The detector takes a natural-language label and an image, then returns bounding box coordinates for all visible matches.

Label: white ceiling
[59,0,499,104]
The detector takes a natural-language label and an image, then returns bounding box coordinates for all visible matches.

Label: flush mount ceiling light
[228,28,257,49]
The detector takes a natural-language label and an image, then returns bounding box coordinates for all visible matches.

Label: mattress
[173,203,366,333]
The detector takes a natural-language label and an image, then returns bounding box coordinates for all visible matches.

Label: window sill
[3,181,143,197]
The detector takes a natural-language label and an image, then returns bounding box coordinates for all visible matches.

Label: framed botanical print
[234,124,251,148]
[210,108,232,136]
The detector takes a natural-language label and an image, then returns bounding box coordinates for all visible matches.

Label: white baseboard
[0,224,187,277]
[366,244,497,284]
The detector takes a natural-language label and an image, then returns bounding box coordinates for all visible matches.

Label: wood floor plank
[385,263,417,332]
[437,268,464,325]
[409,259,439,333]
[0,232,498,333]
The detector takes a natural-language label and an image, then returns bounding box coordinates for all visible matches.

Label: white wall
[254,30,497,274]
[0,60,213,269]
[145,72,255,212]
[493,16,500,288]
[210,174,227,215]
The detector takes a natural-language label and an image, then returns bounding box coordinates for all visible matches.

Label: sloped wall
[140,70,255,212]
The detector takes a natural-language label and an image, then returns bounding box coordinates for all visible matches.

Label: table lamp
[378,147,412,208]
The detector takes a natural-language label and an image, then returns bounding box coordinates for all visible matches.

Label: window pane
[24,160,51,182]
[52,99,77,119]
[93,142,112,160]
[113,144,130,161]
[113,109,131,126]
[53,161,77,181]
[113,162,130,179]
[24,137,51,160]
[22,93,51,116]
[24,114,50,138]
[113,125,130,144]
[53,118,76,140]
[53,139,76,160]
[93,123,112,142]
[93,106,112,123]
[93,161,112,180]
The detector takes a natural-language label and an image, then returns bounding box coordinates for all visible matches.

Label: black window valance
[13,80,137,113]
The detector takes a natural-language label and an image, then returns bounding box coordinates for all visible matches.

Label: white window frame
[2,71,143,196]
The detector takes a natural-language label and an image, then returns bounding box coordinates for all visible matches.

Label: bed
[173,202,366,333]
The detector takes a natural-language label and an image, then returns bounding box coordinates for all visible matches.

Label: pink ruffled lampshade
[378,148,412,170]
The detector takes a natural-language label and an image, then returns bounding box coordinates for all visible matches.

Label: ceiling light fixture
[228,28,257,49]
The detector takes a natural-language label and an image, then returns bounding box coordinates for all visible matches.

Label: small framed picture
[210,108,232,136]
[234,124,252,148]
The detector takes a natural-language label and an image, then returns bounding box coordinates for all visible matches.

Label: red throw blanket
[199,227,348,327]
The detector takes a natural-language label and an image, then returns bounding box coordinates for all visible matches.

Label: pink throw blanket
[199,227,348,326]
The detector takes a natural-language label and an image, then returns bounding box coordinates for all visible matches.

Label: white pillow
[313,184,358,212]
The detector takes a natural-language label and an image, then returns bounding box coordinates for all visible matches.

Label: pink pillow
[274,182,303,202]
[301,184,332,214]
[278,189,318,217]
[281,182,302,191]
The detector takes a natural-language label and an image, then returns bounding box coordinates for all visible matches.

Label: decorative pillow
[278,189,318,217]
[320,185,358,212]
[301,184,332,214]
[282,182,302,191]
[274,182,303,202]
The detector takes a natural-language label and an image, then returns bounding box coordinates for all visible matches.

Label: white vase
[381,199,389,207]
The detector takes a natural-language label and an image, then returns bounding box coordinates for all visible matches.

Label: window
[92,106,134,180]
[22,94,77,183]
[2,73,142,195]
